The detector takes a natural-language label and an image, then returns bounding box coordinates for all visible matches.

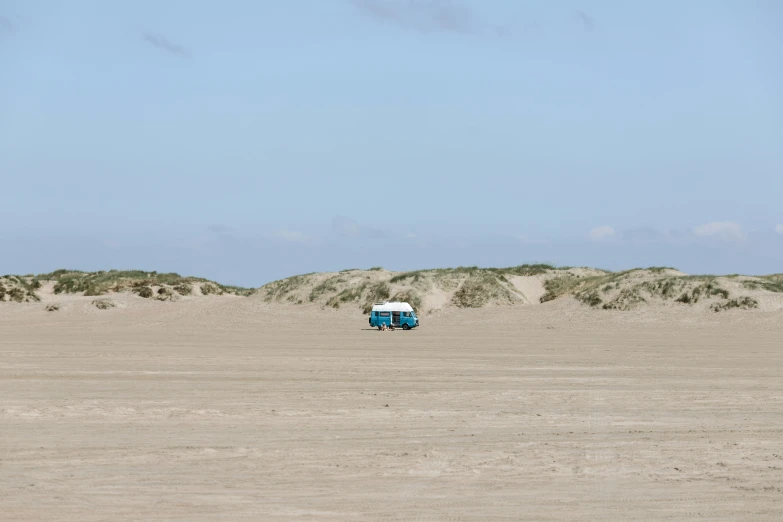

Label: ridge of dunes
[256,265,783,313]
[3,266,783,313]
[0,270,252,306]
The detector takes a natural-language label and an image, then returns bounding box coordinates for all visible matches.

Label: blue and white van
[369,301,419,330]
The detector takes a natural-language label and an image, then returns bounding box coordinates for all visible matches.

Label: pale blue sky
[2,1,782,285]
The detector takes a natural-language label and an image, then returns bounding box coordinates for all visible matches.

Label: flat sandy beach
[2,297,782,521]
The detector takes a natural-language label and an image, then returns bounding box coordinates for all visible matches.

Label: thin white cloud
[275,230,318,246]
[515,235,551,245]
[352,0,477,34]
[692,221,745,241]
[776,224,783,235]
[588,226,616,242]
[617,226,668,243]
[332,216,361,237]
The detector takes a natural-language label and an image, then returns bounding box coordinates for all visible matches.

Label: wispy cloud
[588,225,617,242]
[276,230,319,246]
[775,224,783,235]
[143,32,188,57]
[617,226,668,244]
[0,15,14,33]
[332,216,362,237]
[351,0,478,34]
[332,215,399,240]
[207,224,234,236]
[576,10,594,32]
[692,221,746,242]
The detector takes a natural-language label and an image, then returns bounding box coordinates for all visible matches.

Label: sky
[1,0,782,286]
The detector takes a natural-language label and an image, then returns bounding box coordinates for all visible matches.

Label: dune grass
[538,270,732,311]
[35,269,252,297]
[451,272,519,308]
[711,297,759,312]
[309,277,341,302]
[0,276,41,303]
[389,290,423,313]
[742,276,783,293]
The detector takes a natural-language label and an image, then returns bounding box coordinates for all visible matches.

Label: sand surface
[2,297,782,521]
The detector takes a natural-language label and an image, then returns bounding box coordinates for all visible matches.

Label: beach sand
[2,296,782,521]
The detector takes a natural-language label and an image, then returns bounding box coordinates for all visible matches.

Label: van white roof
[372,301,415,312]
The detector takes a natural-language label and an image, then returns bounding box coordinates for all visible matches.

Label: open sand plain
[2,295,782,521]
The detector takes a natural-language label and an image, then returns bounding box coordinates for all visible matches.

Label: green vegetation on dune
[326,283,367,309]
[390,290,423,312]
[540,275,581,303]
[260,265,741,313]
[0,270,253,301]
[325,281,396,313]
[711,297,759,312]
[39,269,253,297]
[0,275,41,303]
[674,280,728,304]
[261,273,313,302]
[451,271,519,308]
[309,276,342,302]
[363,282,391,313]
[501,263,561,276]
[538,270,737,311]
[742,275,783,293]
[11,264,766,312]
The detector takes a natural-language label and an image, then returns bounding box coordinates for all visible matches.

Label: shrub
[92,299,116,310]
[9,288,25,302]
[135,286,153,298]
[601,289,646,310]
[711,297,758,312]
[676,281,728,304]
[84,285,106,296]
[174,283,192,296]
[647,266,677,273]
[200,283,223,296]
[156,287,177,301]
[504,264,556,276]
[576,291,602,307]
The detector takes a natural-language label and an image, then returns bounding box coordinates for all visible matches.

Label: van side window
[402,312,410,317]
[380,312,390,317]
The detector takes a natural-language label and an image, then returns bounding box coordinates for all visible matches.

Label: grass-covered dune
[4,266,782,313]
[256,265,783,313]
[0,270,253,303]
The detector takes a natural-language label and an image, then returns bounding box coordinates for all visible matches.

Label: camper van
[369,301,419,330]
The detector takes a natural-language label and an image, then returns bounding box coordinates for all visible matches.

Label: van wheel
[402,324,410,330]
[377,326,382,331]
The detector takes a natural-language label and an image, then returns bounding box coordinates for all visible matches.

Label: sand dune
[6,267,783,315]
[256,265,783,314]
